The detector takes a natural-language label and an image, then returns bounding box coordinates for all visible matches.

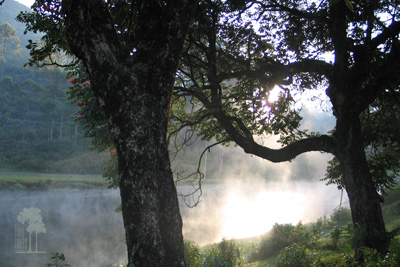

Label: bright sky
[15,0,34,7]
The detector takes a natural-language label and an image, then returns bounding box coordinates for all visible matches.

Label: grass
[0,171,109,190]
[0,169,227,190]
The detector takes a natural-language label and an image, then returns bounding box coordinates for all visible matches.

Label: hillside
[0,0,42,79]
[0,0,110,174]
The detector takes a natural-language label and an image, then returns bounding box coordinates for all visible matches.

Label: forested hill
[0,0,40,81]
[0,0,109,174]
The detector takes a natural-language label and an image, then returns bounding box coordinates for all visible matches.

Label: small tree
[17,207,46,253]
[0,22,21,73]
[30,221,47,252]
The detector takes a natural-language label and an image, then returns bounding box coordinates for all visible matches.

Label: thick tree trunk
[335,117,389,260]
[63,0,197,265]
[116,80,185,265]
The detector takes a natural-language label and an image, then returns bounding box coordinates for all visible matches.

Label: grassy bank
[0,172,109,190]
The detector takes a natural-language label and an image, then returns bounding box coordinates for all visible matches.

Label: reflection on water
[0,182,346,266]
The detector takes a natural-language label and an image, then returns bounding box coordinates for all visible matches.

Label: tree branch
[217,58,333,83]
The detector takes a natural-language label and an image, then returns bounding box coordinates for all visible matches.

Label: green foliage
[184,240,202,267]
[275,243,312,267]
[0,58,99,174]
[323,90,400,192]
[0,22,21,59]
[240,186,400,266]
[255,222,315,260]
[46,252,70,267]
[330,207,352,225]
[361,247,400,267]
[330,226,341,248]
[315,253,357,267]
[202,238,243,267]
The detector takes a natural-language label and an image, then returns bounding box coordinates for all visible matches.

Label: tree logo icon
[15,207,46,253]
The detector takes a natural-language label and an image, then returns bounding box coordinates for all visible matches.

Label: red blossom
[82,82,91,86]
[78,111,83,115]
[68,78,75,83]
[108,149,117,154]
[77,102,85,107]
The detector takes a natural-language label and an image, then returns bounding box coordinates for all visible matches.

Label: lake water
[0,182,346,267]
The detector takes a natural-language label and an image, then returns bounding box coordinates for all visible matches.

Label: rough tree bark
[334,115,389,260]
[62,1,197,266]
[328,1,390,259]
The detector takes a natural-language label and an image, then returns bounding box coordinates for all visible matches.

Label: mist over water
[178,181,347,245]
[0,178,347,266]
[0,190,126,267]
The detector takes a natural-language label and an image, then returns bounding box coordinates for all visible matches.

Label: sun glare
[268,86,283,103]
[219,189,306,239]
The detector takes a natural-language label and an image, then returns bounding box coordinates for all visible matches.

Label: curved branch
[217,58,333,83]
[238,135,337,162]
[190,83,338,162]
[207,101,337,162]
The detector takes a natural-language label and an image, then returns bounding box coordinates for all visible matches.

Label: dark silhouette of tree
[174,0,400,261]
[19,0,197,265]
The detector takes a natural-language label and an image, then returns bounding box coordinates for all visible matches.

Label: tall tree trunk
[328,1,389,258]
[35,231,38,252]
[335,117,389,260]
[28,232,32,252]
[116,71,185,265]
[50,120,54,140]
[59,112,63,140]
[73,124,77,146]
[63,0,197,265]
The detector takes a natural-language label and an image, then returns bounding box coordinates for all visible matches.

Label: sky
[15,0,34,7]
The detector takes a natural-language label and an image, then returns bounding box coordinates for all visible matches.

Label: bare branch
[176,139,230,208]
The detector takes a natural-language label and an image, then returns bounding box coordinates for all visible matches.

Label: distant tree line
[0,22,103,173]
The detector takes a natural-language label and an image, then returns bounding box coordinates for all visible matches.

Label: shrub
[315,253,357,267]
[46,253,70,267]
[330,207,352,225]
[275,243,312,267]
[362,247,400,267]
[330,225,341,248]
[202,238,243,267]
[255,222,313,260]
[184,240,202,267]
